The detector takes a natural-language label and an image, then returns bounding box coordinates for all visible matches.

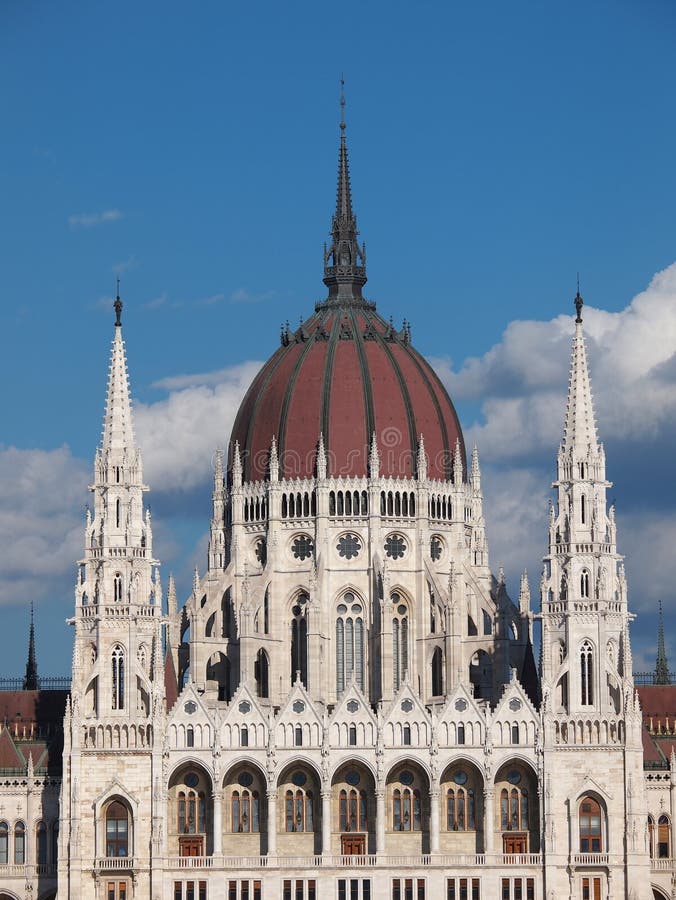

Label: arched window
[112,644,125,710]
[658,814,671,858]
[285,788,314,832]
[0,821,7,864]
[114,573,123,602]
[105,801,129,857]
[178,789,207,835]
[116,498,121,528]
[392,786,422,832]
[581,570,590,598]
[500,787,529,832]
[36,821,47,864]
[348,724,357,746]
[291,593,308,687]
[392,592,409,692]
[447,786,475,831]
[14,821,25,864]
[335,592,365,694]
[580,494,586,524]
[232,789,260,833]
[255,648,269,698]
[580,640,594,705]
[339,788,368,831]
[648,815,655,858]
[579,796,602,852]
[186,726,194,748]
[431,647,443,696]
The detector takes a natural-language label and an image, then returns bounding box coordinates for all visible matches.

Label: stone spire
[561,289,599,460]
[322,78,367,305]
[101,292,136,455]
[23,600,38,691]
[655,599,670,685]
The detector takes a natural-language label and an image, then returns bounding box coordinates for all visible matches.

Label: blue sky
[2,0,676,677]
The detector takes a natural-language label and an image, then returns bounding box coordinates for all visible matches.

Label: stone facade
[1,120,674,900]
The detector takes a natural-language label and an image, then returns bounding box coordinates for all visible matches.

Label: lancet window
[231,789,260,833]
[178,789,207,835]
[106,801,129,857]
[339,788,368,832]
[579,797,602,853]
[335,592,365,693]
[392,593,409,691]
[580,640,594,705]
[285,788,314,832]
[500,786,529,832]
[112,644,125,710]
[291,593,308,687]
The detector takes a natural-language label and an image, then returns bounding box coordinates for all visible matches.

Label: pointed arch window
[579,796,602,852]
[339,788,368,831]
[336,592,364,694]
[106,801,129,857]
[291,592,308,687]
[580,494,586,524]
[114,573,123,602]
[392,593,409,692]
[112,644,125,710]
[431,647,443,696]
[447,786,475,831]
[36,821,47,864]
[580,569,590,598]
[648,815,655,858]
[232,789,260,833]
[116,498,121,528]
[580,640,594,705]
[392,786,422,832]
[658,814,671,858]
[500,787,529,831]
[14,821,25,864]
[0,822,7,865]
[255,648,269,698]
[285,788,314,832]
[178,789,206,834]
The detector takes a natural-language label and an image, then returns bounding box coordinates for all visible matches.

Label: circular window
[292,771,307,787]
[454,698,468,712]
[337,534,362,560]
[507,770,521,785]
[185,773,199,788]
[351,603,362,614]
[453,771,468,785]
[238,772,253,787]
[400,770,414,786]
[337,603,348,614]
[384,534,406,560]
[397,604,407,615]
[292,605,302,616]
[346,771,360,786]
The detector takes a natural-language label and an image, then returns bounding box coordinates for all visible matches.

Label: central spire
[561,287,600,458]
[322,78,367,305]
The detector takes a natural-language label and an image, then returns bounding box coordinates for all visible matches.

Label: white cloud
[0,446,87,606]
[143,293,168,311]
[230,287,275,304]
[68,209,123,229]
[135,361,262,491]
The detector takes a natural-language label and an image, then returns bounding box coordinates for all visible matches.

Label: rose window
[385,534,406,560]
[292,535,314,561]
[337,534,361,560]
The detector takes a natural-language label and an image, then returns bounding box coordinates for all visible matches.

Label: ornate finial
[656,599,671,685]
[23,599,38,691]
[114,279,123,327]
[316,432,327,480]
[340,74,346,135]
[574,277,583,324]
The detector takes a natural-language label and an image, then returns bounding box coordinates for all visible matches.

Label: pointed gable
[492,676,539,746]
[329,683,377,749]
[166,684,214,751]
[382,681,431,748]
[220,683,268,750]
[436,682,486,748]
[276,680,322,749]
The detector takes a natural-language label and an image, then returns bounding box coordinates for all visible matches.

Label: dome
[229,98,465,483]
[230,304,465,482]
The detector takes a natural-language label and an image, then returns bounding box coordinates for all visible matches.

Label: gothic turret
[655,599,670,685]
[540,289,630,714]
[71,294,162,720]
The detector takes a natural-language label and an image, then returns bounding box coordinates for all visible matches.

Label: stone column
[429,788,440,853]
[376,789,386,855]
[267,789,277,856]
[321,790,332,856]
[212,792,223,856]
[483,788,494,854]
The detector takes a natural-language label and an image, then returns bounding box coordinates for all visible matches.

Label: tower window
[105,801,129,857]
[580,570,590,598]
[336,593,365,694]
[391,593,409,692]
[291,593,308,687]
[114,573,123,602]
[580,494,586,524]
[112,645,125,710]
[580,641,594,706]
[579,797,602,852]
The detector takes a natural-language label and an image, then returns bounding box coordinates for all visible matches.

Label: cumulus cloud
[68,209,123,229]
[135,360,263,491]
[0,446,88,606]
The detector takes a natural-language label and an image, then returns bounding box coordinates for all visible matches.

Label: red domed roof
[230,303,465,482]
[230,97,465,482]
